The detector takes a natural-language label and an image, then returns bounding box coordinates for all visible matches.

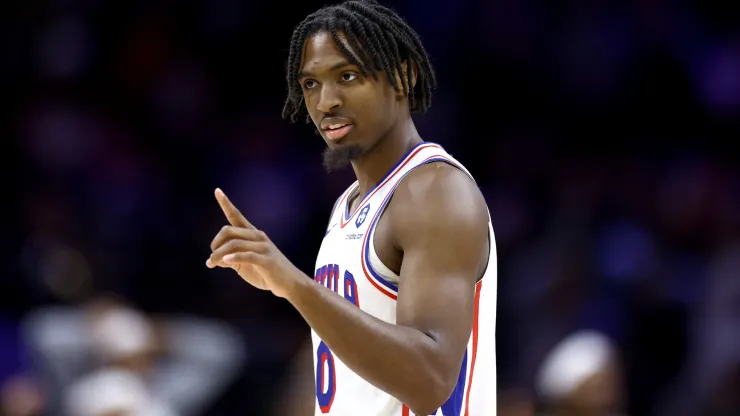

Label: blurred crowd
[2,0,739,415]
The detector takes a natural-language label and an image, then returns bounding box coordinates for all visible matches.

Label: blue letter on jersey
[314,264,361,308]
[313,264,362,412]
[343,270,360,307]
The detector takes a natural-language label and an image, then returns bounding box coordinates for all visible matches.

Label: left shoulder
[389,161,489,242]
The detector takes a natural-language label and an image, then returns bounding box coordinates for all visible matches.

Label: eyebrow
[297,61,354,79]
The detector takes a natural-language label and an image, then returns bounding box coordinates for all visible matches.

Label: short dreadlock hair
[281,0,437,124]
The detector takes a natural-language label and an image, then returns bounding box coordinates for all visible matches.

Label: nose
[316,83,342,113]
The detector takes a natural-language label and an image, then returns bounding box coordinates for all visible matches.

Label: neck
[350,116,422,198]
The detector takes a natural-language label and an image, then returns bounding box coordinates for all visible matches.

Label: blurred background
[2,0,740,415]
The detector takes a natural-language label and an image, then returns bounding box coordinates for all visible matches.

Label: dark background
[2,0,740,414]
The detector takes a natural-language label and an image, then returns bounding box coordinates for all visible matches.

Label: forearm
[287,277,450,414]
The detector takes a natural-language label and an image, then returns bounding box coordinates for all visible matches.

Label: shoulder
[389,161,489,245]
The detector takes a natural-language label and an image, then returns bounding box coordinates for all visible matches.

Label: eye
[303,80,318,89]
[341,72,357,82]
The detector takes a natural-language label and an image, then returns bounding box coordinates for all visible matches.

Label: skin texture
[207,31,490,415]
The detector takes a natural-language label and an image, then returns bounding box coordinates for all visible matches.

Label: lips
[324,124,353,140]
[320,117,354,141]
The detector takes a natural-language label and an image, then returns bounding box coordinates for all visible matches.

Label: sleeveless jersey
[311,142,497,416]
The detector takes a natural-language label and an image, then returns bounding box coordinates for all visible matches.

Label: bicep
[396,244,478,346]
[393,164,489,359]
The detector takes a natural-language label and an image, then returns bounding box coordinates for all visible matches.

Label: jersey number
[313,264,361,412]
[316,341,336,413]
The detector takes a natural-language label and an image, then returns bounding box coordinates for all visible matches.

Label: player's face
[298,31,400,171]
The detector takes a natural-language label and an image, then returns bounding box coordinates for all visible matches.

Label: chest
[312,195,399,320]
[346,192,401,274]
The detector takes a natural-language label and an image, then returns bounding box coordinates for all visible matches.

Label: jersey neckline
[340,141,442,228]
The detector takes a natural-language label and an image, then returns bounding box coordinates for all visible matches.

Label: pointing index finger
[215,188,254,229]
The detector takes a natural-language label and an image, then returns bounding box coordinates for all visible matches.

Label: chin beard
[322,145,366,172]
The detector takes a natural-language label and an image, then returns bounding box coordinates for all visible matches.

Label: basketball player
[206,1,497,414]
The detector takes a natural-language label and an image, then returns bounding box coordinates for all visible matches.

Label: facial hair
[322,145,366,172]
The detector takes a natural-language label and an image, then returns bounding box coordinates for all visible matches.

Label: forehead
[299,31,357,74]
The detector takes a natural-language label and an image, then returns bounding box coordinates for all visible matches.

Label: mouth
[322,124,354,141]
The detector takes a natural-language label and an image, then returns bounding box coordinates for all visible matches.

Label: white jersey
[311,142,497,416]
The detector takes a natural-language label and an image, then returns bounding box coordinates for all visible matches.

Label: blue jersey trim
[343,141,432,223]
[362,157,475,293]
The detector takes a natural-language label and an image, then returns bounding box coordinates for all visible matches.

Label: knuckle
[214,241,233,255]
[226,239,243,250]
[217,241,231,252]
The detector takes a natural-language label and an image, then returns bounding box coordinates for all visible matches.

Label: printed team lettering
[314,264,360,307]
[312,263,459,415]
[313,263,361,413]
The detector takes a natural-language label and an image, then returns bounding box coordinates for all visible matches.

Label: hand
[206,188,304,299]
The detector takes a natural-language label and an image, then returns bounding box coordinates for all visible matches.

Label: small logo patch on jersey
[355,204,370,228]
